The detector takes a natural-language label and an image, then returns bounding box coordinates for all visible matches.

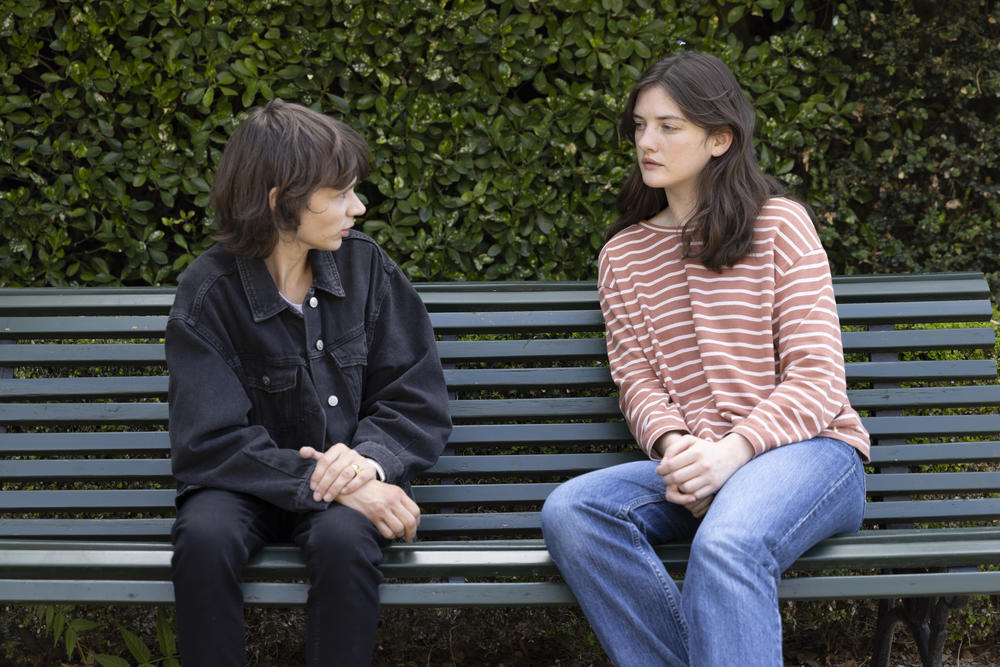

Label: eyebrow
[633,113,685,122]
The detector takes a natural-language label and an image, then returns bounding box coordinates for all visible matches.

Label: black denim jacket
[165,233,452,512]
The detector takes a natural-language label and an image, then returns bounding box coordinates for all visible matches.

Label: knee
[541,481,575,531]
[302,507,382,567]
[690,524,775,576]
[172,513,250,576]
[541,479,594,555]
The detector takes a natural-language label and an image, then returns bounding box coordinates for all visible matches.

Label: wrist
[722,433,755,463]
[653,430,687,457]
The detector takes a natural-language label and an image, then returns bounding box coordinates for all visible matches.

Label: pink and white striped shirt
[598,197,870,461]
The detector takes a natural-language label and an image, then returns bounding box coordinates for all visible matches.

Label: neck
[263,240,312,304]
[650,189,697,228]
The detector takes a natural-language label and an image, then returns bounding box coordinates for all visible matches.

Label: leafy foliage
[0,0,997,289]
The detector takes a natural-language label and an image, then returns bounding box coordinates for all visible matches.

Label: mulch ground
[3,604,998,665]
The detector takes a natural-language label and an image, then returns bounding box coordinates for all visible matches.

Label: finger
[310,443,351,482]
[317,463,361,502]
[662,435,697,459]
[373,520,396,541]
[680,476,714,501]
[655,448,697,478]
[401,494,421,519]
[339,463,376,495]
[299,446,321,460]
[395,505,419,543]
[664,484,697,506]
[379,510,406,540]
[686,495,714,517]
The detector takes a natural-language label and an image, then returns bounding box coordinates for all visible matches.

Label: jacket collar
[236,250,346,323]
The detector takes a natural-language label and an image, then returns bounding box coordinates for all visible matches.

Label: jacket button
[309,296,319,308]
[327,395,339,407]
[315,339,324,351]
[262,375,270,386]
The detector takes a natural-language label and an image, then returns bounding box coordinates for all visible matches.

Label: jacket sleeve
[599,248,689,458]
[728,221,852,454]
[166,316,328,512]
[350,264,452,485]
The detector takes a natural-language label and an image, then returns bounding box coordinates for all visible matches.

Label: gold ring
[351,463,361,476]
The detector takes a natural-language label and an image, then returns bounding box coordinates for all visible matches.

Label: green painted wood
[4,302,993,340]
[0,274,989,316]
[2,570,998,606]
[5,476,1000,517]
[3,532,998,580]
[3,432,997,464]
[4,382,999,418]
[865,472,1000,494]
[1,316,169,340]
[0,518,177,539]
[869,441,1000,465]
[3,328,993,368]
[6,459,1000,499]
[0,431,169,455]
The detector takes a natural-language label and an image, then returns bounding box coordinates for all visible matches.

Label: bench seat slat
[2,570,998,606]
[2,533,998,580]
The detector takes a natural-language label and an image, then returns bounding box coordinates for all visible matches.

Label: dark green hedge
[1,0,997,292]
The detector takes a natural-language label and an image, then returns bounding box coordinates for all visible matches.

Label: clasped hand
[654,432,754,518]
[299,443,419,542]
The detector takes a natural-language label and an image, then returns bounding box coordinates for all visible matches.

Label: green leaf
[120,627,152,663]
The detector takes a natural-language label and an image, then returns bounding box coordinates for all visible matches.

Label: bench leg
[872,595,970,667]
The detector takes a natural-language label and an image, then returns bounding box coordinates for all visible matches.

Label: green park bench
[1,273,998,666]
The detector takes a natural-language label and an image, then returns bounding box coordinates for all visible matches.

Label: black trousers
[170,488,387,666]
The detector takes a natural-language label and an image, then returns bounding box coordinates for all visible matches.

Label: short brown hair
[210,99,370,258]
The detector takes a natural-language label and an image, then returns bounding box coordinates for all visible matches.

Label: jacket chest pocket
[241,358,311,448]
[321,326,368,420]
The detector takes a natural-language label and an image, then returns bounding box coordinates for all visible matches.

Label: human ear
[710,128,734,157]
[268,187,278,212]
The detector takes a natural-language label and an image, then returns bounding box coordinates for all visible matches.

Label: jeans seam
[619,494,690,647]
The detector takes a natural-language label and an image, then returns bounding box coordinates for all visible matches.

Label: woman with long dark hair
[541,52,869,666]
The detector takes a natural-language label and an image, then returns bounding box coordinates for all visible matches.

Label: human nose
[349,191,366,217]
[636,125,655,153]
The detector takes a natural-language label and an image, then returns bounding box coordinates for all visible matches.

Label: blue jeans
[541,437,865,667]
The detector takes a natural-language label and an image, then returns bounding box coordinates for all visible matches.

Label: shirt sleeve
[729,216,852,454]
[166,316,328,513]
[599,248,689,457]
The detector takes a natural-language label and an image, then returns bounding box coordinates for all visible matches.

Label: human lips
[641,157,662,169]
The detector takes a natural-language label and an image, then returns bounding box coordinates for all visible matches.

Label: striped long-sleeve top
[598,197,870,461]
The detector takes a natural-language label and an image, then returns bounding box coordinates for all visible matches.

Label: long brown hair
[606,52,787,272]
